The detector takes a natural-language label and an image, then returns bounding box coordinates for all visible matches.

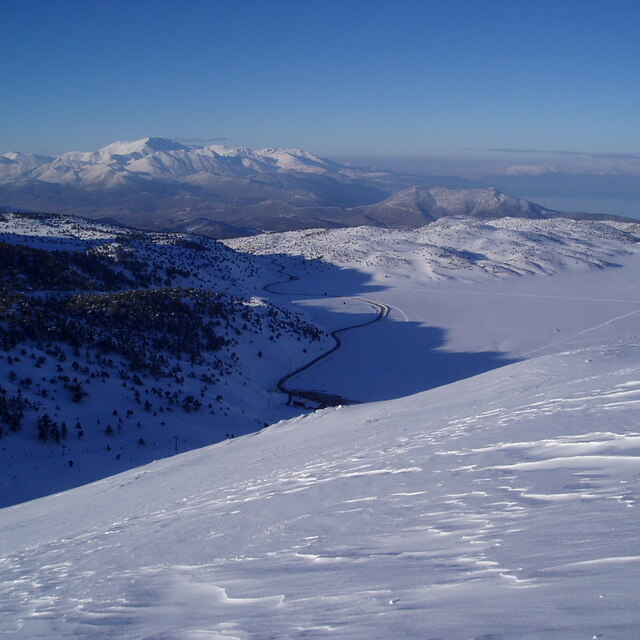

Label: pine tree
[37,414,53,441]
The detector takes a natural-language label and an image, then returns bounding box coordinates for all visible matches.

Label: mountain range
[2,138,632,237]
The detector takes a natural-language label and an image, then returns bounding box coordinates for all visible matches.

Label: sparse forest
[0,212,326,471]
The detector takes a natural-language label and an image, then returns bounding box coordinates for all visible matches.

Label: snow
[0,138,344,188]
[227,218,635,283]
[1,213,639,637]
[227,218,640,403]
[98,137,188,158]
[0,212,331,506]
[1,341,639,638]
[374,185,549,220]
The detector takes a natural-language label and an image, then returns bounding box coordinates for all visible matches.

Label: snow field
[1,343,639,638]
[1,213,640,638]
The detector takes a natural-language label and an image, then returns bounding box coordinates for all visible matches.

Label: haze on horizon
[2,0,639,218]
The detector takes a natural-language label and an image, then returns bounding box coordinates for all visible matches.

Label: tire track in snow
[521,307,640,357]
[394,286,640,304]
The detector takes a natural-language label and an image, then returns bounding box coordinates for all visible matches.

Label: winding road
[264,260,389,408]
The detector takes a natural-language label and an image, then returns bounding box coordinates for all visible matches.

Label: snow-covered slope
[3,212,638,508]
[228,216,637,282]
[1,340,639,639]
[227,217,640,410]
[2,208,640,637]
[604,219,640,239]
[0,211,329,506]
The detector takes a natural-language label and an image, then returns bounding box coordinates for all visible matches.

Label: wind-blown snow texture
[1,343,639,639]
[1,214,639,638]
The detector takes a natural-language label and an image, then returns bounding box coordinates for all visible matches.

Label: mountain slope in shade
[0,211,330,506]
[1,340,639,639]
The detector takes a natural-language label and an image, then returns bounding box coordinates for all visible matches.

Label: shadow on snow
[261,253,520,405]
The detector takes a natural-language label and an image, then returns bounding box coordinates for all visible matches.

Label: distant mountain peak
[98,137,188,157]
[361,185,550,226]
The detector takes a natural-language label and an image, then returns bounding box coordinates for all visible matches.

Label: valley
[1,209,639,639]
[5,3,639,635]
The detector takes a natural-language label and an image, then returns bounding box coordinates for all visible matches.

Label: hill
[0,211,329,506]
[228,216,637,282]
[3,212,639,506]
[1,210,640,637]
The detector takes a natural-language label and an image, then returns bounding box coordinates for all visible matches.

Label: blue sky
[2,0,638,157]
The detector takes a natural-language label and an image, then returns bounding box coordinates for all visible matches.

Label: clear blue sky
[2,0,639,161]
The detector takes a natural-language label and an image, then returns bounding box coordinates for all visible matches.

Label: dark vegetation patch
[0,288,232,374]
[0,241,159,292]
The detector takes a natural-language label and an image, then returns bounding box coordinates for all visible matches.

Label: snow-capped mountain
[4,137,630,238]
[0,137,345,187]
[347,185,552,227]
[0,138,396,234]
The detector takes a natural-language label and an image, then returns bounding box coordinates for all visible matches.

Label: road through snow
[265,260,389,407]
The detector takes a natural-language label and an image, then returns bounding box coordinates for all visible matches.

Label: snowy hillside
[2,207,640,637]
[1,340,639,639]
[228,216,637,282]
[3,212,638,510]
[226,217,640,413]
[0,211,330,506]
